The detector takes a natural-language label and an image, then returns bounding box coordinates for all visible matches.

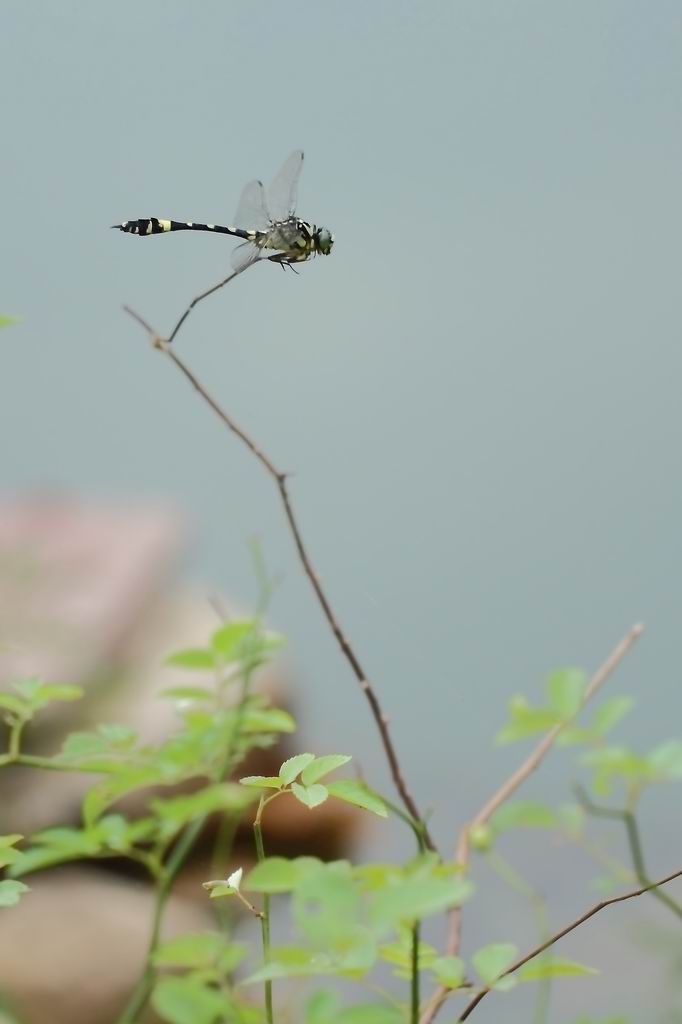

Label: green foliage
[325,780,388,817]
[428,954,466,988]
[379,926,439,978]
[489,800,558,833]
[301,754,353,784]
[240,855,473,988]
[152,976,259,1024]
[517,957,597,981]
[153,932,246,972]
[0,677,83,729]
[279,753,316,785]
[496,671,636,752]
[0,315,20,329]
[581,738,682,795]
[240,754,387,819]
[166,619,286,678]
[292,781,329,809]
[305,990,405,1023]
[151,784,256,840]
[10,816,156,877]
[472,942,518,991]
[0,607,678,1024]
[0,880,29,907]
[0,835,24,871]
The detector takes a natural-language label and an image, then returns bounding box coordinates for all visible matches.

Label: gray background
[2,2,682,1021]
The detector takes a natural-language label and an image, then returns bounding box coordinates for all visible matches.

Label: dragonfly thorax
[258,217,333,262]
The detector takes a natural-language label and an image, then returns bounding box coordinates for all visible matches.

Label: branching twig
[419,623,643,1024]
[577,786,682,921]
[123,304,435,851]
[456,864,682,1020]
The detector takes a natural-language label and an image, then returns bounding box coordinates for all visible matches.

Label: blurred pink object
[0,494,185,687]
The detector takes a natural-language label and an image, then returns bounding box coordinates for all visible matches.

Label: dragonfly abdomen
[112,218,257,240]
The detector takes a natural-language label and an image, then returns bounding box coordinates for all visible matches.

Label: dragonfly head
[313,226,334,255]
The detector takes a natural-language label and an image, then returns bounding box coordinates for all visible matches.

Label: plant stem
[487,852,551,1024]
[118,660,256,1024]
[117,815,207,1023]
[577,787,682,921]
[411,922,421,1024]
[253,799,273,1024]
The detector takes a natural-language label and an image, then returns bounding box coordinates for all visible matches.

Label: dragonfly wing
[231,239,263,272]
[233,178,270,231]
[267,150,304,223]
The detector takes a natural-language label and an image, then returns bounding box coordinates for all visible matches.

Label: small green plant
[2,272,678,1024]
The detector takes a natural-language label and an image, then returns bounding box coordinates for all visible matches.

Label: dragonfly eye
[315,227,334,255]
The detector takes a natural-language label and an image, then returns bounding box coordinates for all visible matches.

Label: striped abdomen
[112,218,256,239]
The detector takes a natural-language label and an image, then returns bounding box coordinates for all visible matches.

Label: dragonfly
[112,150,334,272]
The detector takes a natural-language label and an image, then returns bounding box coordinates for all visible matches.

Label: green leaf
[151,976,231,1024]
[496,696,560,744]
[0,835,23,848]
[546,668,587,719]
[292,783,329,809]
[517,956,598,981]
[210,621,286,667]
[337,1007,406,1023]
[490,800,557,833]
[555,725,595,747]
[151,783,255,835]
[153,932,245,971]
[0,693,30,716]
[60,723,137,759]
[472,942,518,985]
[592,697,635,736]
[0,847,23,870]
[211,621,257,658]
[647,740,682,781]
[243,945,337,983]
[379,930,437,971]
[239,775,283,789]
[326,780,388,818]
[305,990,339,1024]
[241,706,296,733]
[246,857,301,893]
[0,880,29,907]
[81,764,167,826]
[9,826,102,877]
[279,753,315,785]
[30,684,83,705]
[0,315,21,329]
[371,877,474,927]
[165,647,216,670]
[293,861,362,947]
[581,745,651,791]
[205,883,235,900]
[11,677,43,700]
[301,754,352,785]
[430,954,466,988]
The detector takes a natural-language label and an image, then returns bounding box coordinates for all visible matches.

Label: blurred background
[1,1,682,1021]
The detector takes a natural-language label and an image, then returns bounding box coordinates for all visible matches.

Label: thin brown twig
[419,622,643,1024]
[166,265,255,344]
[123,305,435,851]
[456,864,682,1020]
